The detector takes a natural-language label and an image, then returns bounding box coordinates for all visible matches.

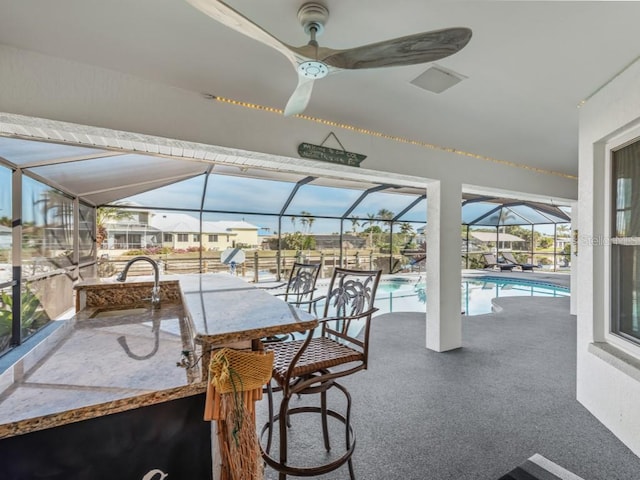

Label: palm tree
[361,213,378,248]
[557,223,570,237]
[350,216,360,234]
[361,213,377,230]
[377,208,394,232]
[290,215,297,232]
[400,222,414,234]
[300,211,312,233]
[96,206,133,249]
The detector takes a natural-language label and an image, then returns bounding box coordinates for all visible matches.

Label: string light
[578,54,640,108]
[205,94,577,180]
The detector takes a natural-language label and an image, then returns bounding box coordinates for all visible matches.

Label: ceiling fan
[186,0,472,116]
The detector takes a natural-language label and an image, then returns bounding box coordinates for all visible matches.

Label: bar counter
[0,272,316,440]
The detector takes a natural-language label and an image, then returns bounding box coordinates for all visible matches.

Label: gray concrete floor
[257,274,640,480]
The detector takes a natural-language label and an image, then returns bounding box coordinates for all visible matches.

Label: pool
[289,275,569,339]
[374,275,569,316]
[312,275,569,317]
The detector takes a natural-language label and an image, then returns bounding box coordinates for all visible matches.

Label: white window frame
[604,123,640,358]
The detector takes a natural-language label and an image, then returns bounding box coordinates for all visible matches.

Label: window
[163,233,173,242]
[193,234,200,242]
[209,234,218,242]
[611,138,640,344]
[177,234,189,242]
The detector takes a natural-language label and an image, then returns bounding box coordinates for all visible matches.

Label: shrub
[0,287,49,351]
[124,247,173,256]
[124,249,146,256]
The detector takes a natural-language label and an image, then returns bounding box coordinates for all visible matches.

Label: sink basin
[91,307,149,318]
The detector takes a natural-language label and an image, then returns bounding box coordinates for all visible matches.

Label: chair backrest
[282,262,321,311]
[502,252,518,264]
[321,267,382,365]
[482,253,498,265]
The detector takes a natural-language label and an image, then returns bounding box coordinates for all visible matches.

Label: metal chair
[260,267,382,480]
[262,262,322,343]
[271,262,322,314]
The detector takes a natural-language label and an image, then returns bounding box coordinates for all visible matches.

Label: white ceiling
[2,1,640,178]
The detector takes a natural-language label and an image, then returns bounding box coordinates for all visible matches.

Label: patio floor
[256,279,640,480]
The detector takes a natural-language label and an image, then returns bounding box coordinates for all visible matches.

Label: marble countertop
[177,273,317,346]
[0,273,316,439]
[0,299,204,439]
[75,273,318,345]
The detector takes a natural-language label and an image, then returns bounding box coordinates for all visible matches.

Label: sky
[0,166,567,236]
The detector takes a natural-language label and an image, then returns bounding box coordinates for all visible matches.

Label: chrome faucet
[116,256,161,306]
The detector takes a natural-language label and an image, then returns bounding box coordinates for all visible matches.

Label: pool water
[375,276,569,316]
[289,275,569,340]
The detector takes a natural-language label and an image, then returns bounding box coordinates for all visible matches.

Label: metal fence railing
[97,249,427,283]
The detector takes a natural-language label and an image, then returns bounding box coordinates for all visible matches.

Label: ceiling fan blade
[284,75,316,117]
[185,0,299,65]
[320,27,472,69]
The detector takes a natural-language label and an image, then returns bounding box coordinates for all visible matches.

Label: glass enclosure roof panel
[203,174,296,214]
[505,204,568,224]
[461,202,498,225]
[559,206,572,216]
[396,197,427,222]
[0,137,108,166]
[283,185,364,218]
[87,177,205,207]
[28,153,207,199]
[349,191,423,220]
[462,201,571,226]
[118,175,207,210]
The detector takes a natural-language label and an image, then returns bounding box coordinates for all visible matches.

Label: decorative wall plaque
[298,132,366,167]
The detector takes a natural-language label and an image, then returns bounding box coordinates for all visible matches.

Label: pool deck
[257,271,640,480]
[462,269,571,289]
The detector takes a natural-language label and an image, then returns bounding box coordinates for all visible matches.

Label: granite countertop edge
[0,381,207,440]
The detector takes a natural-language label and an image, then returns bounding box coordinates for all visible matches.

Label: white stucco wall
[577,58,640,456]
[0,44,578,352]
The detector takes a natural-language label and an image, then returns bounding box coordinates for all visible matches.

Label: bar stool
[260,267,382,479]
[268,262,322,314]
[262,262,322,343]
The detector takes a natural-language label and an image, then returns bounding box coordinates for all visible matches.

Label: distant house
[101,210,260,251]
[103,210,161,250]
[150,214,259,250]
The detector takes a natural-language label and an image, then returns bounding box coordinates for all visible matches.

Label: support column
[426,180,462,352]
[11,169,22,346]
[569,201,578,316]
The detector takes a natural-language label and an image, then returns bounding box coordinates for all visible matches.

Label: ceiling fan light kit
[186,0,472,116]
[297,61,329,79]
